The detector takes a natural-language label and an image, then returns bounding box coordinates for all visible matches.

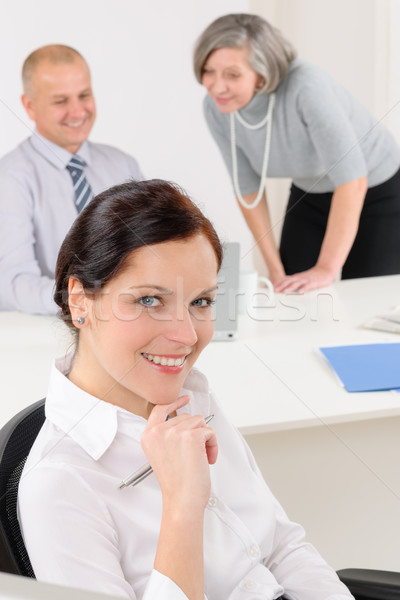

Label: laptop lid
[212,242,240,341]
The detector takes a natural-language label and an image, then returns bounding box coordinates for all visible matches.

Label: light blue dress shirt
[0,132,143,314]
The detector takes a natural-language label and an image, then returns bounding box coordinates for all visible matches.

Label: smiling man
[0,45,143,314]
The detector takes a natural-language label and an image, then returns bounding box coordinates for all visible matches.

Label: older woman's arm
[236,190,286,285]
[274,176,368,293]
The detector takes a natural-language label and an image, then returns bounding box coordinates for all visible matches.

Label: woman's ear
[256,75,265,90]
[68,277,89,328]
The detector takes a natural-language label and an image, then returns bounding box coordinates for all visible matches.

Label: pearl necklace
[230,93,275,209]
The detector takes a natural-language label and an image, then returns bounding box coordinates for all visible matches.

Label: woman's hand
[273,264,337,293]
[145,397,217,599]
[141,396,218,512]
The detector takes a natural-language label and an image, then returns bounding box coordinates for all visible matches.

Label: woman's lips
[215,97,232,105]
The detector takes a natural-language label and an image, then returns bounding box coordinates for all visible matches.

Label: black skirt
[279,167,400,279]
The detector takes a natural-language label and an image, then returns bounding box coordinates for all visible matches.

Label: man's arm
[0,173,57,314]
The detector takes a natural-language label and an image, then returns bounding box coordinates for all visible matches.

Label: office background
[1,0,399,269]
[1,0,400,573]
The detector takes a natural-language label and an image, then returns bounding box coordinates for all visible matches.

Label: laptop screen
[212,242,240,341]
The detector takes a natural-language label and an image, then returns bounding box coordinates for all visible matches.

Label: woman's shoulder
[282,59,333,91]
[278,59,341,109]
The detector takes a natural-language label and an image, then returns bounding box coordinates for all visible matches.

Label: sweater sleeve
[295,70,368,187]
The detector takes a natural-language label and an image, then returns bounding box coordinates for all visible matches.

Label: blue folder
[319,343,400,393]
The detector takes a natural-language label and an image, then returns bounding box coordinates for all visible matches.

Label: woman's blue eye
[191,298,214,308]
[139,296,160,307]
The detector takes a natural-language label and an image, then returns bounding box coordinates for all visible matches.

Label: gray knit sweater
[203,59,400,194]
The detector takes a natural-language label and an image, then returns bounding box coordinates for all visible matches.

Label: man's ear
[68,277,89,327]
[21,93,36,121]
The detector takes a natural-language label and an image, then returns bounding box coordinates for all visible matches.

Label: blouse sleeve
[18,462,191,600]
[237,432,354,599]
[295,71,368,188]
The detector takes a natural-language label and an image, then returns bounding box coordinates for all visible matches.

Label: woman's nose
[209,75,228,94]
[165,308,198,347]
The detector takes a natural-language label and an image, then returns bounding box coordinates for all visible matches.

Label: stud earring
[77,316,85,325]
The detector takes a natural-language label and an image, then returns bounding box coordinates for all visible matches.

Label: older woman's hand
[273,264,337,293]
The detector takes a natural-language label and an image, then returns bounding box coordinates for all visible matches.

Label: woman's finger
[205,427,218,465]
[146,395,190,427]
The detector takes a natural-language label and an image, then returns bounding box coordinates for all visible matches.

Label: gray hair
[22,44,87,97]
[193,13,297,94]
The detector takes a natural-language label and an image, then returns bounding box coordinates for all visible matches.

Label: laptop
[212,242,240,341]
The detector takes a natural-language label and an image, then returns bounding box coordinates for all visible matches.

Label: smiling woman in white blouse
[18,179,353,599]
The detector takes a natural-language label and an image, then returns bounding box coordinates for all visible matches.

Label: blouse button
[207,496,218,508]
[249,544,259,558]
[244,579,258,591]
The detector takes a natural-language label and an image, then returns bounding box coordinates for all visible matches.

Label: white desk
[0,312,72,424]
[1,275,399,429]
[0,571,121,600]
[197,274,400,434]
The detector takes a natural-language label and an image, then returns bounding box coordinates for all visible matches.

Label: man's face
[22,58,96,153]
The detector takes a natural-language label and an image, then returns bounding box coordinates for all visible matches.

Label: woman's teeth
[142,353,185,367]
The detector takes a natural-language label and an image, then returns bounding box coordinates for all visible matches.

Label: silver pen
[119,414,215,489]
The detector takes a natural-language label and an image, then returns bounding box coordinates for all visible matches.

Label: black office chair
[1,401,400,597]
[0,399,45,577]
[336,569,400,600]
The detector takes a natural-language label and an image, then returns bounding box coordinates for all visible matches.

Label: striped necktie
[66,156,93,213]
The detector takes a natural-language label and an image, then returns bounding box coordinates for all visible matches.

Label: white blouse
[18,354,353,600]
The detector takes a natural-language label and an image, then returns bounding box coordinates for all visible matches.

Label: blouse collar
[45,353,211,461]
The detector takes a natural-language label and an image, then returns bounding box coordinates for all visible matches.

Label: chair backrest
[0,400,45,577]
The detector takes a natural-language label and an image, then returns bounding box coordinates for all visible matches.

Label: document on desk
[362,305,400,334]
[319,343,400,393]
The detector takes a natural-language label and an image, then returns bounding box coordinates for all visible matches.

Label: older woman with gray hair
[194,13,400,293]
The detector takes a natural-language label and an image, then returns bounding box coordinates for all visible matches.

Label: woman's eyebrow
[128,284,218,294]
[201,285,218,294]
[128,285,172,293]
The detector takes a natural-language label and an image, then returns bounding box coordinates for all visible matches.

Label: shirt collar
[45,355,212,461]
[29,131,92,170]
[45,352,119,460]
[181,367,212,414]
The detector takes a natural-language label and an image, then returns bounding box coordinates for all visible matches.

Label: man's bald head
[22,44,88,97]
[21,44,96,153]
